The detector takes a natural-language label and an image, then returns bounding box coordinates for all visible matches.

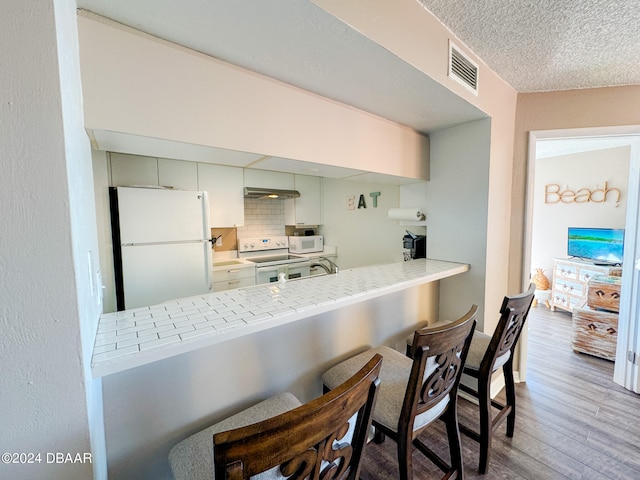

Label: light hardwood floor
[360,306,640,479]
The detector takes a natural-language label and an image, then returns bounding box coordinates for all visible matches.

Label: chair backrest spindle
[402,306,477,432]
[482,284,535,374]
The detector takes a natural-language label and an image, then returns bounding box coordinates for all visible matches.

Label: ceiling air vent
[448,41,478,95]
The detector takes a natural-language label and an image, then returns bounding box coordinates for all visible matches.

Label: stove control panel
[238,236,289,253]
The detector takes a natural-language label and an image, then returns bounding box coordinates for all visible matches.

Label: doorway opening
[521,126,640,393]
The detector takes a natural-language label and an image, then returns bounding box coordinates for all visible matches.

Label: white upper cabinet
[108,153,323,227]
[109,153,199,191]
[243,169,294,189]
[285,175,322,226]
[158,158,198,190]
[110,152,158,187]
[198,164,244,227]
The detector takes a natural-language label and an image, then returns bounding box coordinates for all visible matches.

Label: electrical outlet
[216,236,223,247]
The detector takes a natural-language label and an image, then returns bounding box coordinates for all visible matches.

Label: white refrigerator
[110,187,213,310]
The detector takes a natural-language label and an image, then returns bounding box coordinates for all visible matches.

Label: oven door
[256,261,311,284]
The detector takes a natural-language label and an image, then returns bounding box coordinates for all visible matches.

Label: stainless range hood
[243,187,300,199]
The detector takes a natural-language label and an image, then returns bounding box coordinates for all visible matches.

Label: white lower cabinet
[212,263,256,292]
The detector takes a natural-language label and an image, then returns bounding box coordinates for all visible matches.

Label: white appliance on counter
[110,186,212,310]
[288,235,324,254]
[238,236,311,284]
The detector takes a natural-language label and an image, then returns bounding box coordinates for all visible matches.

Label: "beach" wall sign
[544,181,621,206]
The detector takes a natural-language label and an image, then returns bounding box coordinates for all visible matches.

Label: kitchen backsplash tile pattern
[236,198,285,238]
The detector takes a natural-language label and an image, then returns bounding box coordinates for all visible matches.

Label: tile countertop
[91,258,469,378]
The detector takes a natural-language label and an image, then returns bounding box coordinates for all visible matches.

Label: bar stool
[168,354,382,480]
[457,283,535,473]
[322,306,477,480]
[406,283,535,474]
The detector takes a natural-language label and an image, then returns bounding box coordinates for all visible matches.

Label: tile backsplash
[236,198,285,238]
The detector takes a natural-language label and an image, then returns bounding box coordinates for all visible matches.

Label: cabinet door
[158,158,198,190]
[110,152,158,187]
[285,175,322,225]
[244,169,294,189]
[198,164,244,227]
[212,264,256,291]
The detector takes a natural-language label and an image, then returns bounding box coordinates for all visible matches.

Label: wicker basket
[532,268,550,290]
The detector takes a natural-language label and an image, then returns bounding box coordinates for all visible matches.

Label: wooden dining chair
[456,283,535,474]
[168,354,382,480]
[322,306,477,480]
[406,284,535,474]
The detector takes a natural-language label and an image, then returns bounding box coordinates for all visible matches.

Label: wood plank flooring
[359,306,640,479]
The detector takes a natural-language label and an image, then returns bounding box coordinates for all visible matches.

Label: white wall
[403,119,491,329]
[530,146,630,276]
[320,179,419,268]
[0,1,105,478]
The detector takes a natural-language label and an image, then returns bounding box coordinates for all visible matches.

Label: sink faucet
[310,262,331,274]
[319,256,339,274]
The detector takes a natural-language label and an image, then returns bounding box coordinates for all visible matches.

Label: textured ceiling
[417,0,640,92]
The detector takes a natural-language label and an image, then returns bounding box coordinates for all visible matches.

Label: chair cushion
[465,331,511,372]
[169,392,301,480]
[322,346,449,434]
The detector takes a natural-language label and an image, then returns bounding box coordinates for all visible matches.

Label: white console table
[551,258,622,312]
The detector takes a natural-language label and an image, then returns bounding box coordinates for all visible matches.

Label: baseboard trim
[491,372,506,398]
[458,390,479,404]
[458,370,522,403]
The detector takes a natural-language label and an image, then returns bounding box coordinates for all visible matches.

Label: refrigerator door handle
[122,240,207,247]
[204,241,213,290]
[201,191,213,291]
[201,191,211,237]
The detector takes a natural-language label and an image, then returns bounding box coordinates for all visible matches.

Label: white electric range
[238,236,311,284]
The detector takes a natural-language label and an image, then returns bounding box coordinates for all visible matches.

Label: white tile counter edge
[91,259,469,378]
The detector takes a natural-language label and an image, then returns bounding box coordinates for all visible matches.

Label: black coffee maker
[403,230,426,260]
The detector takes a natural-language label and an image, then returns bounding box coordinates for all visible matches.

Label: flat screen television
[567,227,625,265]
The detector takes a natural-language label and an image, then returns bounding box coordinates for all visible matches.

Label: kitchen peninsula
[92,258,469,377]
[96,257,469,479]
